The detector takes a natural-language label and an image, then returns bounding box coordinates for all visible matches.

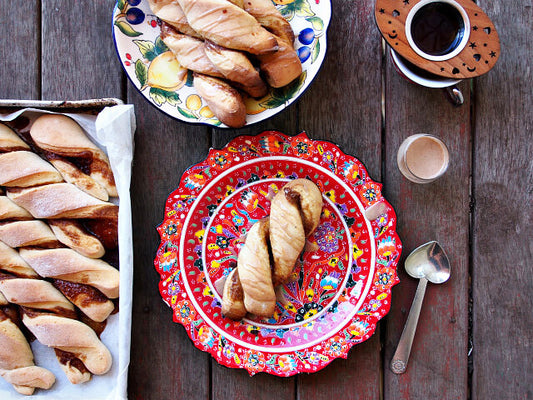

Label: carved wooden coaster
[375,0,500,79]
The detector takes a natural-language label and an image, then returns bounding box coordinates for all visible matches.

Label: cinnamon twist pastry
[0,196,32,221]
[0,240,39,278]
[0,150,63,187]
[0,220,60,249]
[0,310,55,395]
[7,183,118,220]
[29,114,117,198]
[177,0,279,55]
[19,248,119,299]
[0,276,76,318]
[0,123,30,152]
[222,179,322,319]
[22,311,112,377]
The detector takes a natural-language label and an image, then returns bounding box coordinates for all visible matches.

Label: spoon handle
[390,277,428,374]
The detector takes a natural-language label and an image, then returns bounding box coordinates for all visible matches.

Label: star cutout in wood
[379,8,385,14]
[489,51,496,58]
[469,42,477,49]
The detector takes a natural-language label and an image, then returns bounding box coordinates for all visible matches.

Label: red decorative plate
[154,132,401,376]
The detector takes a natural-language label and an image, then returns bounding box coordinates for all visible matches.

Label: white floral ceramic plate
[112,0,331,127]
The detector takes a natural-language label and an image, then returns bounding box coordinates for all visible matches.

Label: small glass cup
[397,134,450,183]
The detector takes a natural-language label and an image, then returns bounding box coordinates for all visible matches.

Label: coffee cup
[405,0,470,62]
[389,0,471,105]
[397,134,450,184]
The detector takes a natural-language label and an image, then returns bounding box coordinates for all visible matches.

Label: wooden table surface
[2,1,532,399]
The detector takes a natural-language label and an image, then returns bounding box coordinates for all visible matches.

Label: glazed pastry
[237,219,276,317]
[48,220,105,259]
[269,179,322,285]
[244,0,295,44]
[222,179,322,319]
[193,73,247,128]
[0,196,32,220]
[48,157,109,201]
[29,114,117,198]
[0,277,76,318]
[0,123,30,152]
[0,150,63,187]
[148,0,201,38]
[204,41,269,98]
[22,311,112,376]
[19,248,120,299]
[0,220,59,248]
[221,268,247,320]
[7,183,118,220]
[258,35,302,88]
[0,241,39,278]
[0,309,56,395]
[160,23,225,78]
[177,0,278,55]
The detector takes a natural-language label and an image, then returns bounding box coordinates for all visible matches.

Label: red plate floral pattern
[154,131,401,376]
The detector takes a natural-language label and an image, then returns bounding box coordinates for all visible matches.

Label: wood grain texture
[382,47,470,399]
[471,1,533,399]
[42,0,123,100]
[297,1,384,399]
[0,0,39,99]
[127,87,212,400]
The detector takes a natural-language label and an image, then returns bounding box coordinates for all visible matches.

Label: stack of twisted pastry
[0,115,119,395]
[149,0,302,128]
[222,179,323,319]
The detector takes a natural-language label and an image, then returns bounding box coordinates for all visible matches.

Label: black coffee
[410,2,464,56]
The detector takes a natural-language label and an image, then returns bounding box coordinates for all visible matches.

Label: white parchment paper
[0,105,136,400]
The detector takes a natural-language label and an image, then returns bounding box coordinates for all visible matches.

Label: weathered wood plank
[42,0,122,99]
[297,1,384,398]
[0,0,39,99]
[127,88,212,400]
[382,51,470,398]
[471,2,533,399]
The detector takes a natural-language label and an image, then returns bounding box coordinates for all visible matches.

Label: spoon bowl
[405,241,451,283]
[390,241,451,374]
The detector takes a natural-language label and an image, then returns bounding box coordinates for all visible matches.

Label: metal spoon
[390,241,451,374]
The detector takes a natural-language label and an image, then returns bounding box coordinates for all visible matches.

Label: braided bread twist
[222,179,322,319]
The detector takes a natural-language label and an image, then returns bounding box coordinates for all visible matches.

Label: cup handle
[444,85,464,106]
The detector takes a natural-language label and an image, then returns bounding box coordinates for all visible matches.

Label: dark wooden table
[2,1,532,399]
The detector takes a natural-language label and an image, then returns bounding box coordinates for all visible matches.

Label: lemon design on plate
[145,51,186,91]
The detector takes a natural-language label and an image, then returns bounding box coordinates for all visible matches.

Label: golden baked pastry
[160,23,225,78]
[244,0,295,44]
[7,183,118,220]
[0,123,30,152]
[48,220,105,259]
[222,179,323,319]
[204,41,268,98]
[0,309,55,395]
[0,196,32,221]
[148,0,201,38]
[193,73,247,128]
[0,221,59,248]
[258,35,303,88]
[22,311,112,376]
[19,248,120,299]
[29,114,117,198]
[177,0,279,55]
[0,150,63,187]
